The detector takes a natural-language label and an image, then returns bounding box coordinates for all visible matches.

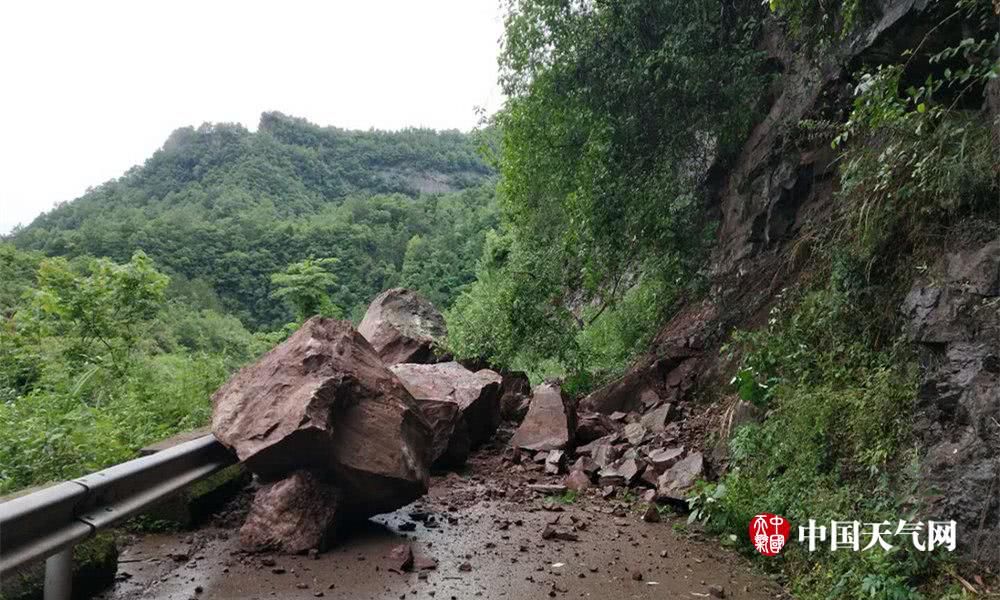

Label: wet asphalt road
[99,472,784,600]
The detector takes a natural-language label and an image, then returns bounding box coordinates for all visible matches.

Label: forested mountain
[11,112,496,327]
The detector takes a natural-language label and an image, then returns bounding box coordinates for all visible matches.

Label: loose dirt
[98,434,785,600]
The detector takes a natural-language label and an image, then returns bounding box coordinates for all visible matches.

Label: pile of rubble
[211,289,509,554]
[209,287,705,556]
[508,382,703,505]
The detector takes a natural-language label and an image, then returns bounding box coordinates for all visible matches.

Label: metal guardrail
[0,434,236,599]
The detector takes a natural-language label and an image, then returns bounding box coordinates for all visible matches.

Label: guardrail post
[43,547,73,600]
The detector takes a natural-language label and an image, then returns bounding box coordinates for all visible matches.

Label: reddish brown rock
[212,317,432,516]
[239,470,341,553]
[390,362,502,449]
[641,504,661,523]
[575,412,617,445]
[589,441,620,469]
[576,434,619,457]
[499,370,532,421]
[598,458,643,487]
[357,288,446,365]
[409,398,470,467]
[510,383,577,452]
[544,449,565,475]
[656,452,704,501]
[623,422,649,446]
[413,554,438,571]
[647,447,685,473]
[541,524,579,542]
[639,389,661,408]
[528,483,568,495]
[570,456,599,475]
[640,403,673,433]
[565,470,592,492]
[640,468,660,488]
[387,543,414,572]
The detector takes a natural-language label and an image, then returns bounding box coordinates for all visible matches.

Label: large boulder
[212,317,432,517]
[499,370,532,421]
[240,470,341,554]
[510,382,577,452]
[408,398,470,467]
[389,361,502,461]
[358,288,447,365]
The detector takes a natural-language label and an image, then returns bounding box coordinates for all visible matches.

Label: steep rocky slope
[584,0,999,565]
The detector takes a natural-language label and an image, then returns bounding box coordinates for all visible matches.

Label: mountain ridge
[10,111,497,327]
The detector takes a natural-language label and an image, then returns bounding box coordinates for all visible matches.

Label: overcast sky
[0,0,505,234]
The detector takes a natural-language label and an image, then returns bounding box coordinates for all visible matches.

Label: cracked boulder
[358,288,447,365]
[390,361,503,455]
[510,382,577,452]
[212,317,432,517]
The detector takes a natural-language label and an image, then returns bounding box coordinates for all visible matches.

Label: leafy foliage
[834,7,998,259]
[448,0,766,386]
[717,281,927,599]
[0,245,266,493]
[270,257,341,322]
[701,4,997,597]
[28,252,168,375]
[768,0,863,39]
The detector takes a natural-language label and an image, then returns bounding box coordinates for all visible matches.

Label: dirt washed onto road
[98,441,785,600]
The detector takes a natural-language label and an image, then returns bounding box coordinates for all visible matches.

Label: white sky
[0,0,505,234]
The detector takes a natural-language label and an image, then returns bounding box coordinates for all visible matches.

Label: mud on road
[99,441,785,600]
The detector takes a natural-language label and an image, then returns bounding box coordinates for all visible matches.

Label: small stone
[413,554,438,570]
[631,570,643,581]
[458,562,473,572]
[528,484,568,495]
[564,470,591,492]
[708,584,726,598]
[388,543,414,572]
[641,504,660,523]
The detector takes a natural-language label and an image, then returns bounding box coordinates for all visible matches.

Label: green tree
[448,0,765,384]
[29,251,168,374]
[270,257,342,322]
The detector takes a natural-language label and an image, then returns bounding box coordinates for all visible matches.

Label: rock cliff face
[585,0,926,419]
[582,0,998,562]
[904,240,1000,563]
